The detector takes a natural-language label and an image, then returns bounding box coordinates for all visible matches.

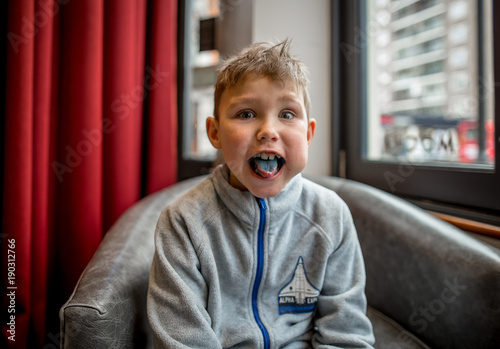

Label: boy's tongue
[254,158,279,178]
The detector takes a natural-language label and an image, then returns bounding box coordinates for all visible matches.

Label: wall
[252,0,332,175]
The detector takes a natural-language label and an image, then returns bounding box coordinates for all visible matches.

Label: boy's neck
[227,168,249,192]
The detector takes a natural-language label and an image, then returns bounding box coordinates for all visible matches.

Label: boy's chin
[247,182,286,199]
[228,167,293,198]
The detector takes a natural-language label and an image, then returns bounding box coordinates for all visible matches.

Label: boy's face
[207,75,316,198]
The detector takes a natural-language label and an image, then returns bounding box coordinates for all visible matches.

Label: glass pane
[184,0,220,160]
[366,0,494,167]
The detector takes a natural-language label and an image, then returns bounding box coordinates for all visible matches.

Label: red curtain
[1,0,178,347]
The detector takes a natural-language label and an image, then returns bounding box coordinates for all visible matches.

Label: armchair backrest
[60,175,500,348]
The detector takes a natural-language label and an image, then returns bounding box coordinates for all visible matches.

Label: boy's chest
[202,210,335,313]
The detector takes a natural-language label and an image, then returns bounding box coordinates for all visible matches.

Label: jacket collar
[211,164,303,228]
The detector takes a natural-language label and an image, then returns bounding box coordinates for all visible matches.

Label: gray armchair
[60,175,500,348]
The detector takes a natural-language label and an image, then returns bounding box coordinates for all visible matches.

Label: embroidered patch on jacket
[278,256,320,315]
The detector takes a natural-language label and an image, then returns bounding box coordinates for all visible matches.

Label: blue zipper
[252,197,270,349]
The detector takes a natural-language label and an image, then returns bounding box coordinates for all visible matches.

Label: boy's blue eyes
[238,111,255,119]
[236,111,295,119]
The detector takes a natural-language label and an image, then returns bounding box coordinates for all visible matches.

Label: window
[177,0,220,180]
[335,0,499,224]
[177,0,252,180]
[184,0,219,161]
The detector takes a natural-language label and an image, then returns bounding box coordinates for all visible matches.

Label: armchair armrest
[59,177,206,349]
[311,176,500,348]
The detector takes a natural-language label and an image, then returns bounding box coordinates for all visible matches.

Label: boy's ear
[206,117,222,149]
[307,118,316,146]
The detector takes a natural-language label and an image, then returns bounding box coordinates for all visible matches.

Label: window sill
[428,211,500,239]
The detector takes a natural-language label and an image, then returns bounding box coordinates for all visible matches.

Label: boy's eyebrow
[226,94,303,110]
[226,96,259,109]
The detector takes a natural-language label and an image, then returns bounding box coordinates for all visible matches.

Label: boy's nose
[256,118,279,142]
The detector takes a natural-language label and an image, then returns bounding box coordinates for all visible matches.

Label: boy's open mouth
[249,153,285,178]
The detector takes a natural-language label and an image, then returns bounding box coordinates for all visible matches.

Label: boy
[147,40,375,348]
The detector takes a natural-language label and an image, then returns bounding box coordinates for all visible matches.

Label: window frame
[335,0,500,225]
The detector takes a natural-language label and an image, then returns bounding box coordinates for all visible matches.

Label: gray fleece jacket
[147,165,375,348]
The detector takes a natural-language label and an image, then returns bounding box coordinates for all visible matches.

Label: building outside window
[366,0,494,166]
[339,0,499,220]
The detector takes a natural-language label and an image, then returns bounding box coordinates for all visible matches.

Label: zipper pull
[258,197,268,210]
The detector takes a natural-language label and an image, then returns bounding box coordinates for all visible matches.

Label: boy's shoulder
[299,176,348,209]
[161,174,220,219]
[295,176,352,228]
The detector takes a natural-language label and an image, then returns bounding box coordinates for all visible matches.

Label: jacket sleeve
[312,202,375,348]
[147,206,223,349]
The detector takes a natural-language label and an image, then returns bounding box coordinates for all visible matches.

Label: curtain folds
[2,0,178,347]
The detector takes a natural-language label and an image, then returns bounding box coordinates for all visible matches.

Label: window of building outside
[367,0,494,168]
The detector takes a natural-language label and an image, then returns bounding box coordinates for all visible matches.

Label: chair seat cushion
[367,307,430,349]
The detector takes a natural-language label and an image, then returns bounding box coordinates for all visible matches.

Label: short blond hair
[214,39,311,119]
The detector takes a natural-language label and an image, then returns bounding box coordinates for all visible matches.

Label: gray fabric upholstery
[60,175,500,348]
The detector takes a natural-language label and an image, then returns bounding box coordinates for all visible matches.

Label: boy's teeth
[257,153,279,160]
